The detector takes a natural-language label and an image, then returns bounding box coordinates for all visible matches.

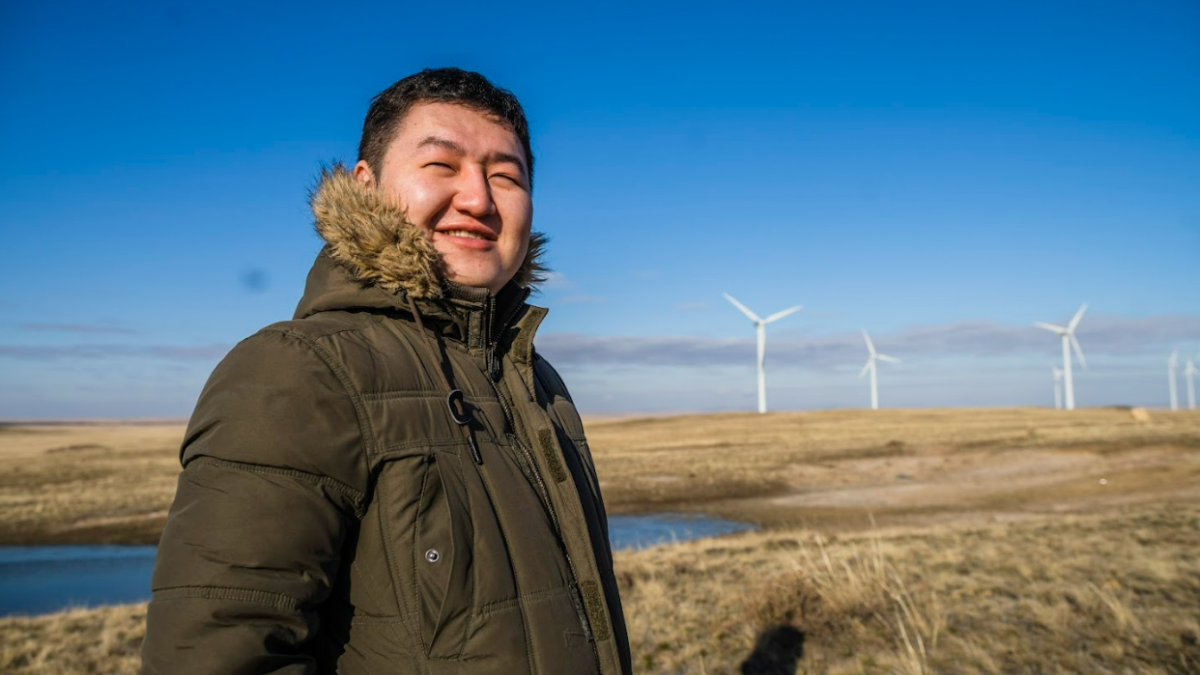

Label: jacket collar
[294,165,545,349]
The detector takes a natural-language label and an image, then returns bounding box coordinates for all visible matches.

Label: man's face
[355,102,532,295]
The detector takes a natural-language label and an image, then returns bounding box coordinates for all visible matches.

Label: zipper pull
[447,389,483,465]
[467,435,483,465]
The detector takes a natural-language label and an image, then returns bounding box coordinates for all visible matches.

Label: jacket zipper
[486,300,559,531]
[484,302,598,649]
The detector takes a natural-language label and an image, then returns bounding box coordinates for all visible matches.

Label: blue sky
[2,0,1198,418]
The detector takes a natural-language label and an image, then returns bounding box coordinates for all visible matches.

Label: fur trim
[309,164,548,299]
[517,230,549,289]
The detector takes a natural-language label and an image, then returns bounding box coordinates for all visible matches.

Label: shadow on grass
[740,625,805,675]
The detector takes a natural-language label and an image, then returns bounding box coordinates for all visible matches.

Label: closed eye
[490,172,528,190]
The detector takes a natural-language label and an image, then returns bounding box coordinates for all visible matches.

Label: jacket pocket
[413,450,475,658]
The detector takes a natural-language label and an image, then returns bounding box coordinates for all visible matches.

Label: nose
[451,167,496,218]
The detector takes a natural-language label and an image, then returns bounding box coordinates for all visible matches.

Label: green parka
[141,168,632,675]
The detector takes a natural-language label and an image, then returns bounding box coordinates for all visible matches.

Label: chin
[446,271,502,291]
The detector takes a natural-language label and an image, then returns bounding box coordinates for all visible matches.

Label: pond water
[606,513,755,550]
[0,545,158,617]
[0,513,752,617]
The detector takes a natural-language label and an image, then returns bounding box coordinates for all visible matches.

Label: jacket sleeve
[141,328,368,675]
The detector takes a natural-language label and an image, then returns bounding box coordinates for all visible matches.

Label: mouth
[434,223,498,243]
[433,223,497,251]
[441,229,491,241]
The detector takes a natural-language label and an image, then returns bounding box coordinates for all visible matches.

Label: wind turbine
[723,294,802,414]
[1034,303,1088,410]
[1186,358,1197,411]
[1167,350,1180,411]
[859,331,900,410]
[1052,366,1064,410]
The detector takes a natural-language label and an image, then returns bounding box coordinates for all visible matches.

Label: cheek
[385,176,443,227]
[499,194,533,235]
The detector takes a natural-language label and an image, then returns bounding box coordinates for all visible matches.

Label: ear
[353,160,375,188]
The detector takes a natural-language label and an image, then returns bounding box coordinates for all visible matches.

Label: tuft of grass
[743,529,945,674]
[615,505,1200,674]
[0,605,145,675]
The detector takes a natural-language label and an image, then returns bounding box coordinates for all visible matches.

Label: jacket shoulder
[263,309,385,342]
[183,327,368,496]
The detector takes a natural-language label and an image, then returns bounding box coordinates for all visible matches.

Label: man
[141,68,632,675]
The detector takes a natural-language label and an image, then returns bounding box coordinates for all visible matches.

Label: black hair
[358,68,534,188]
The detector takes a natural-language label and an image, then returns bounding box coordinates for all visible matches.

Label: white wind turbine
[859,331,900,410]
[1186,357,1197,411]
[1052,366,1064,410]
[1167,350,1180,411]
[723,293,802,414]
[1034,303,1088,410]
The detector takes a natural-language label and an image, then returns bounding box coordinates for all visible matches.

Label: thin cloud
[0,343,230,361]
[536,334,752,366]
[19,323,140,335]
[147,345,233,360]
[540,271,609,303]
[536,314,1200,367]
[538,271,571,291]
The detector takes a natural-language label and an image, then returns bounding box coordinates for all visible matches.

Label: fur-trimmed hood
[308,164,548,300]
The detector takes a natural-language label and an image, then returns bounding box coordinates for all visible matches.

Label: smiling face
[354,102,533,294]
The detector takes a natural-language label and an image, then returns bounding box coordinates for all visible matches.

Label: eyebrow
[417,135,527,176]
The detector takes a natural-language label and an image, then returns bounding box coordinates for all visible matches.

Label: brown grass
[617,506,1200,674]
[3,409,1198,543]
[7,507,1197,674]
[2,408,1199,674]
[0,423,182,544]
[585,407,1200,528]
[0,604,145,674]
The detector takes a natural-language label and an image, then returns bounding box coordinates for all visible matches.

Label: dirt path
[585,408,1200,531]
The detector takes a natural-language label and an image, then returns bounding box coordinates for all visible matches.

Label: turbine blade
[1071,334,1087,370]
[858,360,872,379]
[764,304,802,324]
[723,294,761,323]
[1068,302,1088,332]
[877,354,901,363]
[1033,322,1066,334]
[1169,350,1178,367]
[862,330,876,356]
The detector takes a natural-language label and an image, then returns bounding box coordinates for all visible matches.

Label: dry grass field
[0,422,182,545]
[2,407,1199,674]
[586,407,1200,529]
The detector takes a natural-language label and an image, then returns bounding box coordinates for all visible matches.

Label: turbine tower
[1034,303,1088,410]
[1167,350,1180,411]
[723,294,802,414]
[1186,358,1197,411]
[859,330,900,410]
[1052,366,1064,410]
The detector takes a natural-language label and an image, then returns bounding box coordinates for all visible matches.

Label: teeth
[444,230,487,240]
